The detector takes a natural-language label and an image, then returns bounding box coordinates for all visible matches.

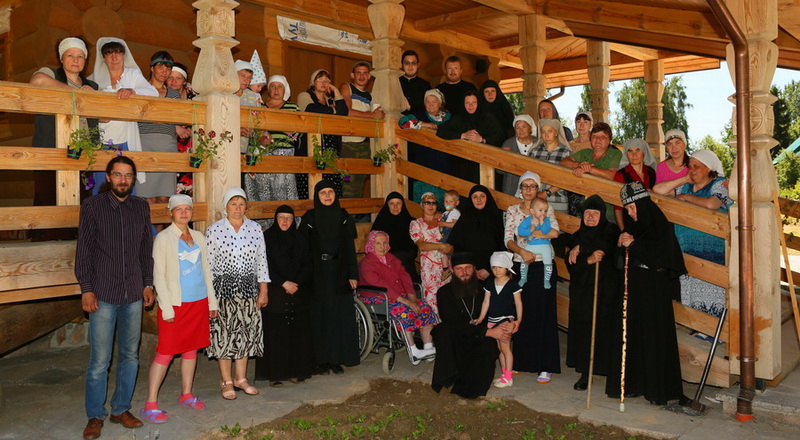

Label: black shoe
[270,381,283,387]
[330,364,344,374]
[625,392,641,398]
[316,364,330,375]
[573,379,588,391]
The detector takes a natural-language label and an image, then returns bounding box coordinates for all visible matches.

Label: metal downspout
[705,0,755,422]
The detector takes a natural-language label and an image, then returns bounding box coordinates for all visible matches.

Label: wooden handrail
[242,106,384,138]
[396,128,730,239]
[0,147,207,172]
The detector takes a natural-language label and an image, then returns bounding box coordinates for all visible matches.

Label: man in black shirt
[436,55,476,116]
[399,50,431,115]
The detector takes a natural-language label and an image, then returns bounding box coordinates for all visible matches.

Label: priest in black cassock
[431,252,512,399]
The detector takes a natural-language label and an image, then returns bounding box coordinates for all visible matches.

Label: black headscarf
[622,195,687,279]
[479,80,514,136]
[447,185,505,260]
[312,179,343,253]
[264,205,309,284]
[575,195,612,254]
[371,192,416,253]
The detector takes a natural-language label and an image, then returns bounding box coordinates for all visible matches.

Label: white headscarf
[690,150,725,176]
[89,37,141,90]
[234,60,253,72]
[171,66,188,79]
[489,251,516,274]
[309,69,331,86]
[512,114,537,138]
[515,171,542,199]
[167,194,193,210]
[267,75,291,101]
[618,138,658,169]
[58,37,88,59]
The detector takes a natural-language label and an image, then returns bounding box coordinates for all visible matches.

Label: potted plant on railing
[190,128,233,168]
[372,142,399,166]
[67,127,110,191]
[311,134,349,179]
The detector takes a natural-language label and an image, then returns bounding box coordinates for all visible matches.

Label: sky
[549,63,799,147]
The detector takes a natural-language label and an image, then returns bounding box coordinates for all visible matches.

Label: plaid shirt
[528,144,572,212]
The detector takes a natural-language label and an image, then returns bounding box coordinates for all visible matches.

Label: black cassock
[431,282,499,399]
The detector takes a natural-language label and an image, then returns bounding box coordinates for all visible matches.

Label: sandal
[233,378,259,395]
[220,381,237,400]
[177,396,206,411]
[139,408,168,424]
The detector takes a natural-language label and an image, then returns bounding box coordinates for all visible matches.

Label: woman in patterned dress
[205,188,270,399]
[410,192,453,318]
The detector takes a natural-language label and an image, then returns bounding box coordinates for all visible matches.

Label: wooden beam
[610,42,659,61]
[241,106,384,138]
[0,242,77,291]
[778,0,800,43]
[474,0,536,15]
[0,284,81,305]
[674,300,729,343]
[0,148,208,172]
[536,0,726,40]
[414,6,505,32]
[242,156,386,175]
[0,204,209,231]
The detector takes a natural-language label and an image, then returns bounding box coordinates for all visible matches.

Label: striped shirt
[75,191,154,304]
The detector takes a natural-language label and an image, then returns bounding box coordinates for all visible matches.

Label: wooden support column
[368,0,405,198]
[726,0,781,381]
[55,114,80,206]
[644,59,665,160]
[518,14,546,118]
[263,8,284,77]
[192,0,241,229]
[586,40,610,124]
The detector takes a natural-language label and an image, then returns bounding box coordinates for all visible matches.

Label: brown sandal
[220,381,237,400]
[233,378,259,395]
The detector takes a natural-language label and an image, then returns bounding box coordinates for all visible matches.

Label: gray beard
[451,274,480,300]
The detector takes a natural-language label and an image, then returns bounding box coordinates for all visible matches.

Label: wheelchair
[353,285,434,374]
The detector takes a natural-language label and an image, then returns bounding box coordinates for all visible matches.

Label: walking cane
[619,248,630,412]
[586,261,600,409]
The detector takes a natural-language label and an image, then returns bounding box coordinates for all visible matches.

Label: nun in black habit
[371,192,419,282]
[608,181,687,404]
[300,180,360,375]
[446,185,506,280]
[479,80,515,139]
[256,205,315,385]
[565,195,621,391]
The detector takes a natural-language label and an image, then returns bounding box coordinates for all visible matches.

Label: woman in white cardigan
[141,195,218,424]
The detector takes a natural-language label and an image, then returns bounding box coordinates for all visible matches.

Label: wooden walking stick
[773,192,800,347]
[586,261,600,409]
[619,248,630,412]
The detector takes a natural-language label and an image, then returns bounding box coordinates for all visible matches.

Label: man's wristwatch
[145,285,155,291]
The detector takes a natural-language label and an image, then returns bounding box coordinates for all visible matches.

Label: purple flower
[84,175,95,191]
[343,175,351,182]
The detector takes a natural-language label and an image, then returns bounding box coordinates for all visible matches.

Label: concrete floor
[1,325,799,440]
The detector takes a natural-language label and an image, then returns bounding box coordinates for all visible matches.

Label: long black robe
[300,181,360,367]
[431,281,499,399]
[371,192,419,282]
[446,185,505,272]
[606,195,686,404]
[256,206,315,382]
[512,261,562,374]
[479,80,515,139]
[437,98,505,182]
[565,195,621,378]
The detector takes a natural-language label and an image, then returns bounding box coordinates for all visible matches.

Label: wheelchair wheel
[382,351,396,374]
[354,296,375,362]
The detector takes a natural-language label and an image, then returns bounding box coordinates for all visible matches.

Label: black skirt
[512,261,561,374]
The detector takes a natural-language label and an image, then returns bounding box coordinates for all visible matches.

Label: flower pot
[372,157,383,167]
[189,156,203,168]
[66,148,82,159]
[315,160,327,170]
[245,154,258,166]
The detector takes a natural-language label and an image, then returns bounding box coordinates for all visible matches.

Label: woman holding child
[503,172,561,383]
[410,192,453,318]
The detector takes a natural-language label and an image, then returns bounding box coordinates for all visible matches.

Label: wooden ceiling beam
[472,0,536,15]
[609,43,659,61]
[778,0,800,43]
[403,20,522,69]
[414,6,505,32]
[490,36,521,49]
[535,0,727,40]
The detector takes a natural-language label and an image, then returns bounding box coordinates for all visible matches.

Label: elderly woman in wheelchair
[358,230,437,362]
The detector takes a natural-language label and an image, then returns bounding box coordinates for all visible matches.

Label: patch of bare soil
[208,379,653,440]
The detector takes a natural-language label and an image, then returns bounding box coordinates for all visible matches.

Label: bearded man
[431,252,512,398]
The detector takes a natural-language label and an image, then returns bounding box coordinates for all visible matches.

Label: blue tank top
[178,239,207,303]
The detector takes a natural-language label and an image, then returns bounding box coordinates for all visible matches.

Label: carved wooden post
[644,59,665,160]
[587,40,610,124]
[726,0,781,381]
[368,0,405,198]
[192,0,240,228]
[55,113,80,206]
[518,14,546,118]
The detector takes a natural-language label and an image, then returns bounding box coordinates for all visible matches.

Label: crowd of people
[43,36,730,439]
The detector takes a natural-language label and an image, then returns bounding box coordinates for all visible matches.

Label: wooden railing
[0,81,386,307]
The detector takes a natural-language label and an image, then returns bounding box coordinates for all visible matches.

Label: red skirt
[156,298,211,355]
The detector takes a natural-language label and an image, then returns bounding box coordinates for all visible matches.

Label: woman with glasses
[503,172,561,384]
[410,192,453,318]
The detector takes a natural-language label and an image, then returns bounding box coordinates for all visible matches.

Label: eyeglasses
[110,172,135,180]
[402,61,418,65]
[314,77,331,83]
[421,201,437,206]
[520,184,539,191]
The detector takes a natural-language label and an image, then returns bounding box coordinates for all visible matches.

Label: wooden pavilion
[1,0,799,421]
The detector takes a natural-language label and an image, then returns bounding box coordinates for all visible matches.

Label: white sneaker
[411,346,435,360]
[494,377,513,388]
[537,372,552,383]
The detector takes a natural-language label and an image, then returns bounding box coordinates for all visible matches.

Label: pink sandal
[139,408,168,424]
[233,378,259,395]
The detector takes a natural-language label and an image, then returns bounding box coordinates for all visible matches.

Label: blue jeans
[85,299,142,419]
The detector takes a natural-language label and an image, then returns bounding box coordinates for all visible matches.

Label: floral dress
[409,217,445,318]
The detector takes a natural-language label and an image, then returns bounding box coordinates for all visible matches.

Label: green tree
[771,84,792,157]
[692,135,735,178]
[578,84,591,112]
[775,150,800,191]
[506,92,525,116]
[612,76,692,145]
